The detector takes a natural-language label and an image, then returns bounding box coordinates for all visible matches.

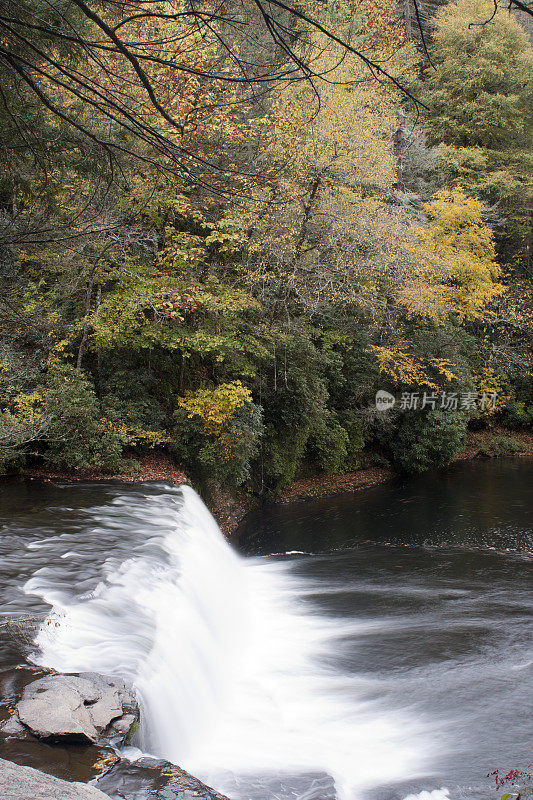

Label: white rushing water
[27,486,436,800]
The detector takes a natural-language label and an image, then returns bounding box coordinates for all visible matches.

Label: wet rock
[0,714,25,735]
[0,757,112,800]
[11,672,139,745]
[109,713,137,737]
[0,735,119,785]
[95,756,231,800]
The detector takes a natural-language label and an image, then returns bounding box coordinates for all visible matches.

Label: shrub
[307,415,349,473]
[501,399,533,429]
[487,434,522,456]
[172,396,264,487]
[337,410,367,468]
[43,365,124,471]
[389,409,467,474]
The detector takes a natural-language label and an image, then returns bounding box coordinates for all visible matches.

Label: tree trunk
[76,268,96,371]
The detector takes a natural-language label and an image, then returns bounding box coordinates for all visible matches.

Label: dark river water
[0,459,531,800]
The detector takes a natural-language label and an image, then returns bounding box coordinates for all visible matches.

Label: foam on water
[403,790,450,800]
[28,486,435,799]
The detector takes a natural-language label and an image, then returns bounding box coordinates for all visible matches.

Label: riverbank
[4,428,532,535]
[2,454,395,535]
[275,428,533,505]
[454,427,533,460]
[18,452,187,487]
[275,465,394,505]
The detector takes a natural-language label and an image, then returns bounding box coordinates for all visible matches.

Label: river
[0,459,531,800]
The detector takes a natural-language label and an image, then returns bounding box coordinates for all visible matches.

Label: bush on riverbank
[386,410,468,475]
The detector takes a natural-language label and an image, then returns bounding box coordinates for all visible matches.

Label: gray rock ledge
[1,672,139,746]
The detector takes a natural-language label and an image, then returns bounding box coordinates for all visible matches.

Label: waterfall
[28,485,431,800]
[32,486,247,762]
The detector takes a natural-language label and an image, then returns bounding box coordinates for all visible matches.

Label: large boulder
[3,672,138,746]
[0,757,113,800]
[95,756,231,800]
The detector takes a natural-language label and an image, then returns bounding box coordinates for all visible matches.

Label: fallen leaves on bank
[18,452,187,486]
[277,467,395,505]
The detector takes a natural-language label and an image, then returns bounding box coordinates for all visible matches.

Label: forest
[0,0,532,499]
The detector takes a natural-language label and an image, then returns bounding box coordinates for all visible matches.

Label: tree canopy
[0,0,532,489]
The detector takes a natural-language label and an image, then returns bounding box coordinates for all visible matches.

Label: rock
[0,715,26,735]
[13,672,139,745]
[110,713,136,736]
[0,757,113,800]
[95,756,231,800]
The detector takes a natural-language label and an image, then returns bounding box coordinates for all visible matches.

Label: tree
[0,0,529,490]
[412,0,533,271]
[239,29,428,318]
[397,186,504,322]
[415,0,532,149]
[1,0,532,199]
[0,0,426,196]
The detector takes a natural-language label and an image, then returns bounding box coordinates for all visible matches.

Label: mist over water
[0,461,531,800]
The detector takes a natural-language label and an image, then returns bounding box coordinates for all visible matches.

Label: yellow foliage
[178,381,252,435]
[245,31,418,280]
[12,391,43,422]
[101,421,171,448]
[475,368,511,418]
[424,187,505,320]
[47,338,73,367]
[395,187,505,323]
[369,344,456,388]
